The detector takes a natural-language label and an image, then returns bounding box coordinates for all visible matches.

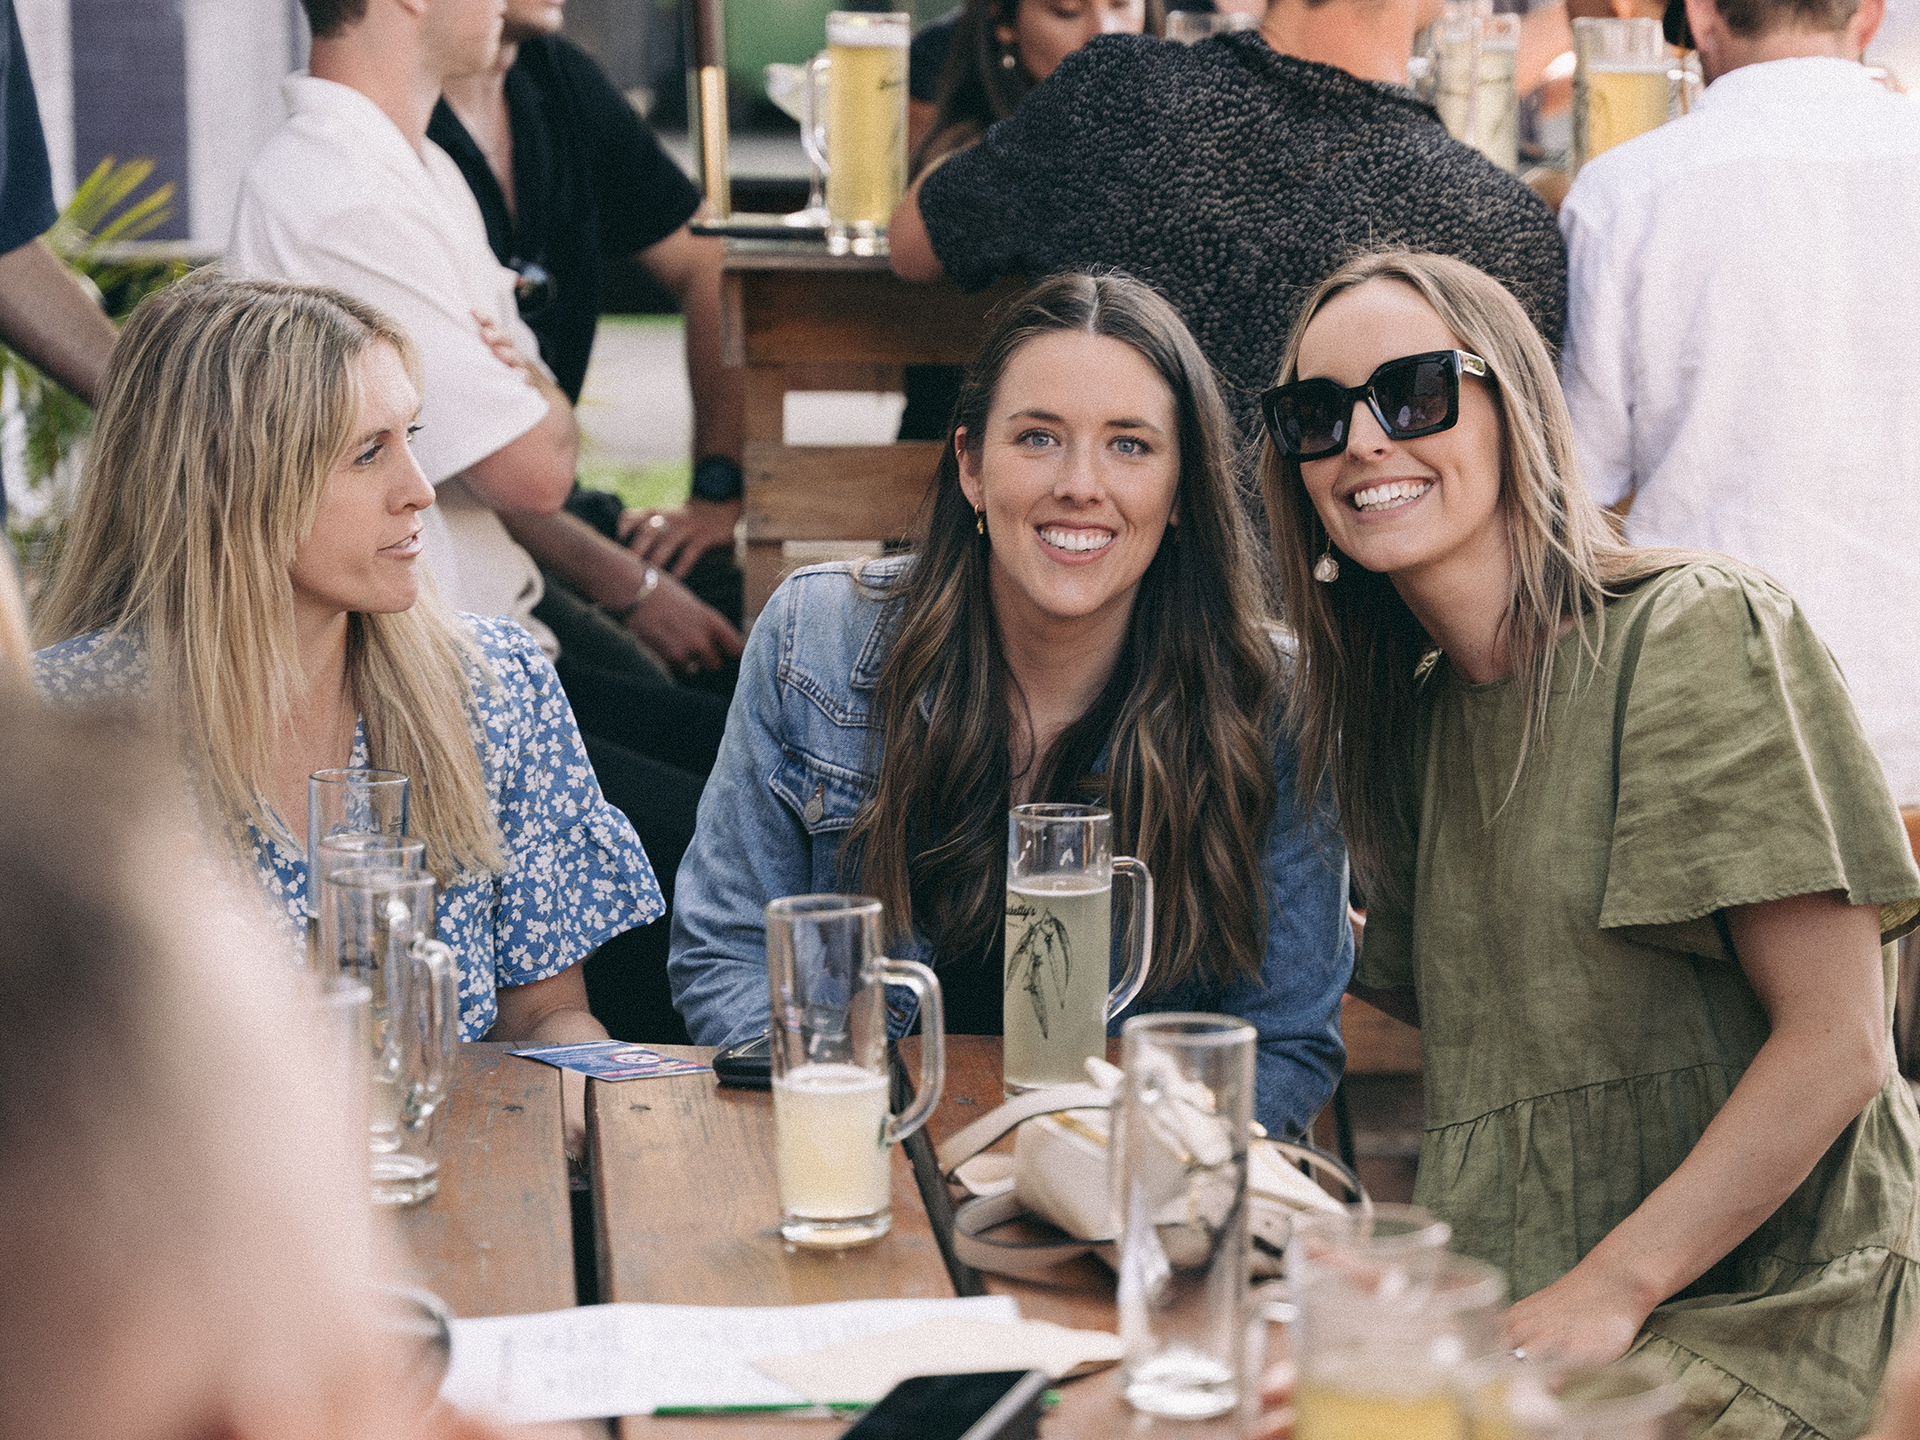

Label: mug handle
[799,52,831,178]
[1105,856,1154,1022]
[879,957,944,1143]
[403,937,458,1118]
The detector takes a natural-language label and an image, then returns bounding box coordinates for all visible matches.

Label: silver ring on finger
[647,513,669,531]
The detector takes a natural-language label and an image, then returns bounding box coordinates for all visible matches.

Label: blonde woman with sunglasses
[1262,250,1920,1437]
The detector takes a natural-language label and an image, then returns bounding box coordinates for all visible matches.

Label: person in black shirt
[890,0,1567,452]
[433,16,746,683]
[432,10,750,1042]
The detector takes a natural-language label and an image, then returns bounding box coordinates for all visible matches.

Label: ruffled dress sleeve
[462,617,664,993]
[1599,562,1920,954]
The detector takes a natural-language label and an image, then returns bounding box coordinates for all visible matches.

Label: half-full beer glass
[802,12,909,255]
[766,895,944,1247]
[1004,804,1152,1094]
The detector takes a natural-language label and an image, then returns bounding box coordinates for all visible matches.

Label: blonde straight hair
[34,272,504,880]
[0,554,31,693]
[1261,250,1671,905]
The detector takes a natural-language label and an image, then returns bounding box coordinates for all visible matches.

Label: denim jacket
[668,559,1354,1138]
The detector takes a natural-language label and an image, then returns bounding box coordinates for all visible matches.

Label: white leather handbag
[933,1058,1365,1281]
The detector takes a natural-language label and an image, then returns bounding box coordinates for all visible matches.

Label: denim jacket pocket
[770,746,871,836]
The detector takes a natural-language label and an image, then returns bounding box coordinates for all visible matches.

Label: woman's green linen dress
[1356,561,1920,1440]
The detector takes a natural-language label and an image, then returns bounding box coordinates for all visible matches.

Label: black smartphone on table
[839,1370,1052,1440]
[713,1030,772,1089]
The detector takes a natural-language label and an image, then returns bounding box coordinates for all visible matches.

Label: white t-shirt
[227,75,557,655]
[1560,58,1920,805]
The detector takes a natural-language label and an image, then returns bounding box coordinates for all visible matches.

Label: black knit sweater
[919,31,1567,442]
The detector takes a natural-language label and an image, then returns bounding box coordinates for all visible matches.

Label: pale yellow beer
[1003,875,1111,1091]
[824,11,908,249]
[774,1061,891,1227]
[1295,1370,1466,1440]
[1579,66,1670,164]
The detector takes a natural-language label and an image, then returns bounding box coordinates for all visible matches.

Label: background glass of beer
[1003,803,1152,1094]
[810,11,909,255]
[1432,2,1521,173]
[765,894,944,1247]
[1572,17,1699,173]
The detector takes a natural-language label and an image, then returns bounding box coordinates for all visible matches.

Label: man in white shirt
[228,0,741,677]
[1558,0,1920,806]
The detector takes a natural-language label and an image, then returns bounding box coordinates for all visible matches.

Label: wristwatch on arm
[690,454,744,504]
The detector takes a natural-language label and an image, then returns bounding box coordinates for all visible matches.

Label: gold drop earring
[1313,535,1339,583]
[976,506,986,536]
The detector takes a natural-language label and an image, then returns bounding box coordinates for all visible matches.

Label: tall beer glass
[812,11,909,255]
[1004,804,1152,1093]
[766,895,944,1247]
[1433,2,1521,173]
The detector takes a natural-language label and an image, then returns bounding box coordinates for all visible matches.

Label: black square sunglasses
[1260,350,1490,462]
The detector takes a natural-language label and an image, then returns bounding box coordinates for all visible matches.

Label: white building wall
[183,0,295,247]
[14,0,72,205]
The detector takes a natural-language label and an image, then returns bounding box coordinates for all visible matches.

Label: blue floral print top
[34,615,662,1040]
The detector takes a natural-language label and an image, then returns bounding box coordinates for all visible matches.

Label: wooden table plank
[393,1042,574,1319]
[595,1044,953,1440]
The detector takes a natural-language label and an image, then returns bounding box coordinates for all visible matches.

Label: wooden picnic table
[718,242,1023,622]
[393,1042,575,1319]
[593,1036,1269,1438]
[400,1036,1276,1437]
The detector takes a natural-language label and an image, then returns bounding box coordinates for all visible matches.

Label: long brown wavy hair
[1261,251,1672,907]
[846,270,1283,994]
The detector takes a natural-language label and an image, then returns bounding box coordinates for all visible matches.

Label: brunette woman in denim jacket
[668,271,1352,1138]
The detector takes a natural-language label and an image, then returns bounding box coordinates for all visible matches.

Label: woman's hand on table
[1500,1259,1650,1365]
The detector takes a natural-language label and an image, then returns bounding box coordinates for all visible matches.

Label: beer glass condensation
[1004,804,1152,1094]
[765,895,944,1247]
[803,12,909,255]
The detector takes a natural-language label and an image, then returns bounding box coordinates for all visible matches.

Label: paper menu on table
[439,1295,1021,1424]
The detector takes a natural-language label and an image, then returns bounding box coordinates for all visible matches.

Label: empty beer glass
[319,867,456,1206]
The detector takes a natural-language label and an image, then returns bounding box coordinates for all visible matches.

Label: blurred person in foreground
[1557,0,1918,808]
[31,274,660,1146]
[1264,248,1919,1436]
[889,0,1567,447]
[430,0,750,646]
[0,695,502,1440]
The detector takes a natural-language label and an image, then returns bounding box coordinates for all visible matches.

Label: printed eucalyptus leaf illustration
[1006,897,1071,1040]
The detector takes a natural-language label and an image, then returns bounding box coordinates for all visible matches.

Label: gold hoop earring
[1313,536,1339,584]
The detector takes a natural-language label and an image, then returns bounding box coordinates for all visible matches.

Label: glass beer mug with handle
[1572,16,1700,173]
[1431,0,1521,174]
[319,867,457,1206]
[1004,803,1152,1094]
[799,11,910,256]
[766,894,945,1247]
